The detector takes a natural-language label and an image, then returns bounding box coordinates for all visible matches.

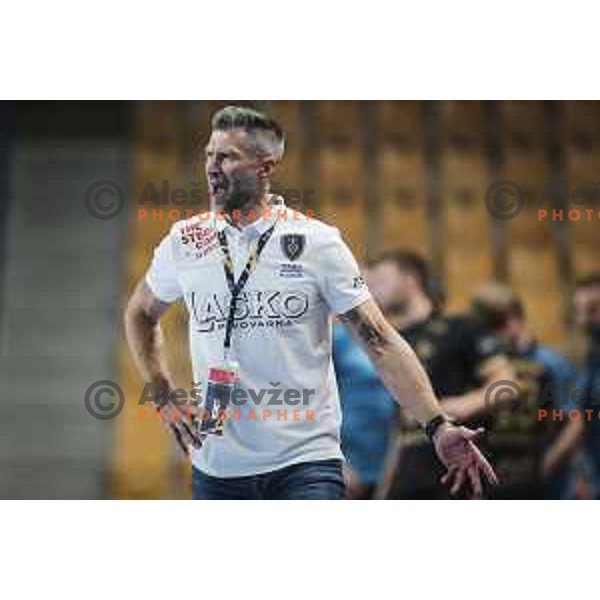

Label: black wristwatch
[424,414,454,441]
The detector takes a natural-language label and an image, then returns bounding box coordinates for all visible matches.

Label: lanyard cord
[217,224,276,354]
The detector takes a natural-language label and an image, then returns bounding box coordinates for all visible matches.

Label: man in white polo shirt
[125,105,498,499]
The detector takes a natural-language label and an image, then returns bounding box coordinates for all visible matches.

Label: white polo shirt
[145,198,371,477]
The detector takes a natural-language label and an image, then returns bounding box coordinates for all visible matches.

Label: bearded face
[205,129,265,213]
[210,167,260,213]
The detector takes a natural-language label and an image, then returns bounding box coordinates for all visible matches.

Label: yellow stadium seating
[441,150,493,311]
[317,101,362,146]
[378,101,423,150]
[378,148,428,255]
[318,146,365,257]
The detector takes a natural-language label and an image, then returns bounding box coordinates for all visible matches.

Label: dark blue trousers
[192,459,345,500]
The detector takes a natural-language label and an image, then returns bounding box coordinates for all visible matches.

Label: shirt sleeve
[316,228,371,315]
[145,225,183,303]
[544,353,577,410]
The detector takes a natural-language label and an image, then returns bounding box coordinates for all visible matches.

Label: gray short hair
[211,105,285,161]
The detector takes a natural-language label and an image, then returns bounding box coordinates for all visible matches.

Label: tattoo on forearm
[340,307,389,350]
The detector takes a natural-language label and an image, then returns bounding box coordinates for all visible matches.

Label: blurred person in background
[333,265,396,499]
[471,284,578,499]
[572,274,600,499]
[374,251,515,499]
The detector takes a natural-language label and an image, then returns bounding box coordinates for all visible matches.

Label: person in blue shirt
[333,323,396,498]
[573,274,600,498]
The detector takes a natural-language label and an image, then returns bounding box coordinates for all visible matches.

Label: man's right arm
[124,279,175,396]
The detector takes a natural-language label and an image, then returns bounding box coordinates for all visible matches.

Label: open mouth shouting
[208,176,230,201]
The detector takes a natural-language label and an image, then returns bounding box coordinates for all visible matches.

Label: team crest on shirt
[281,234,305,261]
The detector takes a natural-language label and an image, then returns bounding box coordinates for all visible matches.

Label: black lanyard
[217,224,276,354]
